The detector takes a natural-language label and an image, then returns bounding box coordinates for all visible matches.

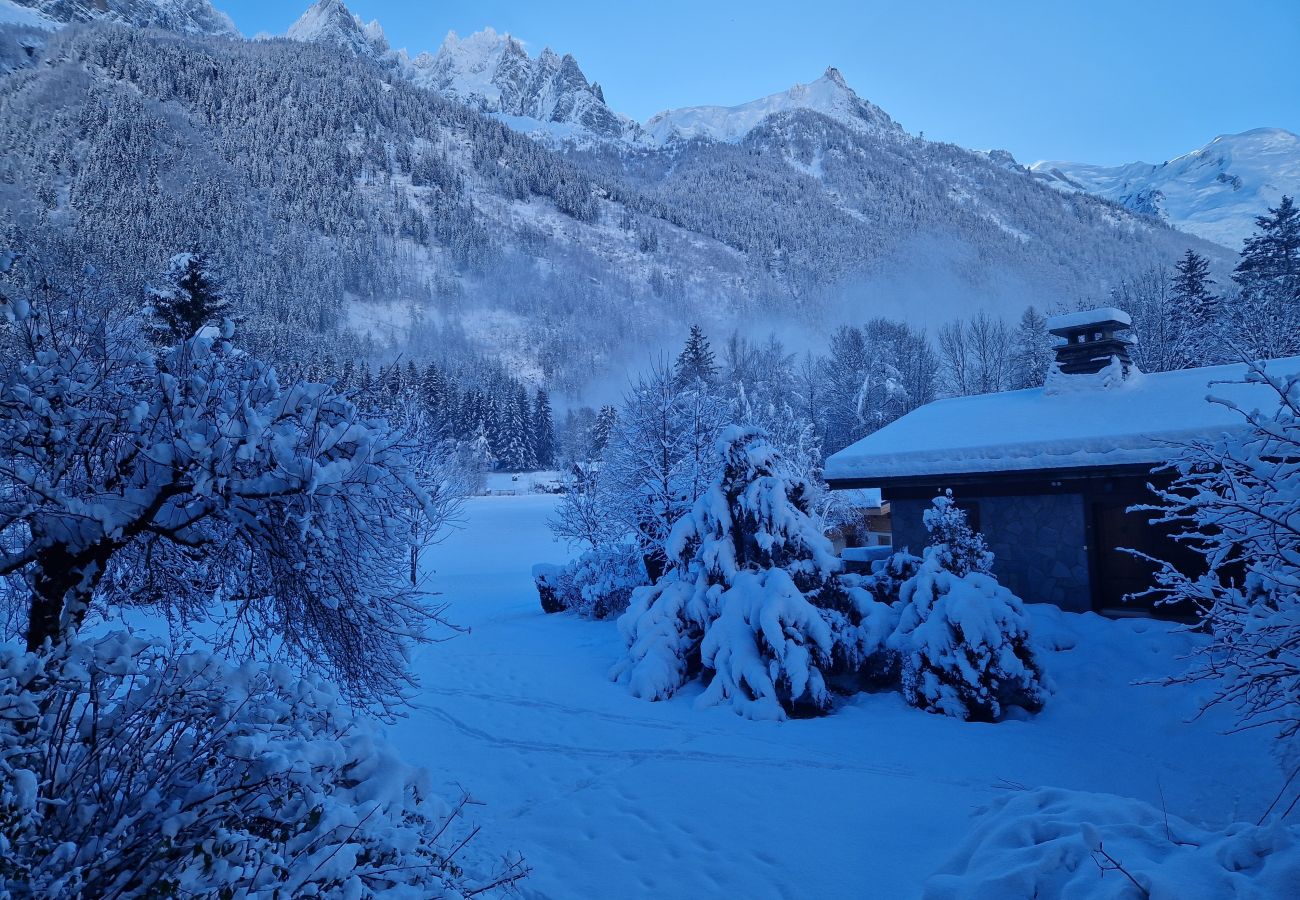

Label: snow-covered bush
[0,633,527,898]
[1144,360,1300,765]
[533,543,647,619]
[889,493,1047,721]
[613,426,894,719]
[925,787,1300,899]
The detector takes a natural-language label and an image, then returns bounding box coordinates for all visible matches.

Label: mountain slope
[9,0,235,35]
[1030,128,1300,250]
[0,5,1231,397]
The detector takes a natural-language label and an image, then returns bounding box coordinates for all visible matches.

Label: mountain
[1030,128,1300,250]
[286,0,386,57]
[6,0,235,35]
[644,67,900,146]
[404,27,637,144]
[0,2,1231,397]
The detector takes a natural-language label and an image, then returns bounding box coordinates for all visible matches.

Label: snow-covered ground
[389,493,1283,897]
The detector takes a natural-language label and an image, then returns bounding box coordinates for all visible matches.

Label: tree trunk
[26,542,111,652]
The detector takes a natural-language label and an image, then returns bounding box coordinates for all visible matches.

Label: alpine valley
[0,0,1293,394]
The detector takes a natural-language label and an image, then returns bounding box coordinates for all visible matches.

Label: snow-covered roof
[1045,306,1132,332]
[825,357,1300,483]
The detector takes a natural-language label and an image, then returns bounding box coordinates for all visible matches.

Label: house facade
[824,308,1300,618]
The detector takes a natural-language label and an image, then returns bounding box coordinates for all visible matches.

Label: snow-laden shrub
[533,543,647,619]
[0,633,526,898]
[613,426,894,719]
[889,493,1047,721]
[1143,360,1300,767]
[925,787,1300,899]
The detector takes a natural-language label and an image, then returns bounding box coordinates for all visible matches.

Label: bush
[0,633,526,898]
[533,543,647,619]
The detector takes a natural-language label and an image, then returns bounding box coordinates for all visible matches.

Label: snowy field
[392,494,1280,898]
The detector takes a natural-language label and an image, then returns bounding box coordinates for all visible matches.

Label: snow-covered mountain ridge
[5,0,235,35]
[404,26,639,144]
[0,1,1241,394]
[285,0,385,56]
[280,2,901,150]
[1030,128,1300,250]
[644,67,901,146]
[276,0,1293,254]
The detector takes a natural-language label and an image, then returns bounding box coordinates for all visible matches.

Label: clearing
[391,493,1278,898]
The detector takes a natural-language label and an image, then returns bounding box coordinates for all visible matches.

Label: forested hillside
[0,10,1228,395]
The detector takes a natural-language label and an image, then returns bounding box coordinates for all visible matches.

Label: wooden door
[1091,501,1196,619]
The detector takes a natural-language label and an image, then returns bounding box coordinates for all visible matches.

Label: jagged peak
[287,0,388,56]
[822,66,848,88]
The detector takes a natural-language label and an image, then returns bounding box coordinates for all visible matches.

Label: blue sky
[219,0,1299,166]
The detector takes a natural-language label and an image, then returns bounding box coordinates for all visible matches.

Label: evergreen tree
[492,387,536,471]
[674,324,718,387]
[1011,305,1052,389]
[591,405,618,456]
[889,492,1046,721]
[1232,195,1300,359]
[613,427,894,719]
[144,251,231,344]
[1171,249,1221,366]
[532,388,556,469]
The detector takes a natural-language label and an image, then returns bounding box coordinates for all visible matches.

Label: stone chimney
[1045,307,1134,378]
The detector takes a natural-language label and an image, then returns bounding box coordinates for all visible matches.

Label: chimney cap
[1046,306,1132,337]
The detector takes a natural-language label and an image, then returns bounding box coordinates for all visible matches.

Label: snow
[383,492,1286,897]
[1045,306,1132,332]
[1031,127,1300,249]
[927,787,1300,898]
[644,67,901,146]
[825,356,1300,481]
[0,0,57,29]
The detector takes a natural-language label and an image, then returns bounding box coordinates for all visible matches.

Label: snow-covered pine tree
[1011,305,1052,389]
[888,491,1047,721]
[143,251,231,345]
[1232,195,1300,359]
[613,427,894,719]
[1171,249,1222,366]
[600,359,728,580]
[533,387,556,469]
[494,386,536,471]
[674,323,719,387]
[591,404,618,456]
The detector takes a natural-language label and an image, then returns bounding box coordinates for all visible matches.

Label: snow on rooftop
[824,356,1300,483]
[1045,306,1132,332]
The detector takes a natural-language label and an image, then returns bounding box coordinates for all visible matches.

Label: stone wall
[889,493,1092,613]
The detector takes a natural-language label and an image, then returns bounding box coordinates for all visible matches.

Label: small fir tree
[533,388,556,469]
[1011,305,1053,389]
[888,491,1047,721]
[1171,249,1221,366]
[144,251,231,344]
[674,324,719,387]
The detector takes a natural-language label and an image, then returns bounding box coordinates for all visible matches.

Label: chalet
[824,307,1300,618]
